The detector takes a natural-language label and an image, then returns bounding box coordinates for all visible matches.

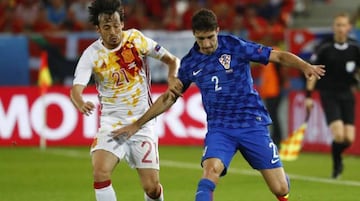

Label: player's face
[194,28,219,55]
[333,16,351,43]
[96,12,124,49]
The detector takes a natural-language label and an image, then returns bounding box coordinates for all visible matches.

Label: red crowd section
[0,0,299,42]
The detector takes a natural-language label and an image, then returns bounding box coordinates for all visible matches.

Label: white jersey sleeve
[130,29,168,60]
[72,41,98,86]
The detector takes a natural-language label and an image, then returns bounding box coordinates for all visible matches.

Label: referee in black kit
[305,12,360,179]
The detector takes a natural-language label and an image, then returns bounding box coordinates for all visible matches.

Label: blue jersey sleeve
[238,39,272,65]
[178,60,193,93]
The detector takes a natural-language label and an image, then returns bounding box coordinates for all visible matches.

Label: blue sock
[195,178,216,201]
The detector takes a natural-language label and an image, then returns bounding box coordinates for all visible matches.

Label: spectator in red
[142,0,168,27]
[13,0,41,32]
[162,4,182,31]
[32,5,58,33]
[210,1,236,30]
[181,0,202,30]
[0,1,23,33]
[243,4,268,41]
[125,3,152,30]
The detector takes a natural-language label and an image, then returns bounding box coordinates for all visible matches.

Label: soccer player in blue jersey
[111,8,325,201]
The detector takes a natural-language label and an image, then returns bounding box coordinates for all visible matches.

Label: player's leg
[320,91,345,178]
[260,168,289,201]
[324,90,355,178]
[330,91,356,178]
[329,120,346,178]
[344,124,355,143]
[195,128,237,201]
[342,89,356,146]
[92,149,119,201]
[195,158,224,201]
[137,169,163,201]
[130,135,163,201]
[91,127,130,201]
[238,125,289,201]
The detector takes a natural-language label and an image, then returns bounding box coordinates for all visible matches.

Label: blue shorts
[202,125,282,176]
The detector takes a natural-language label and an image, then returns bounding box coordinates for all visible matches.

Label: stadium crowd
[0,0,333,86]
[0,0,299,42]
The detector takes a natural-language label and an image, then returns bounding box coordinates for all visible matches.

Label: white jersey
[73,29,167,139]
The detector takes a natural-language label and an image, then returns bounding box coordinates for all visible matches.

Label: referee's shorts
[319,90,355,125]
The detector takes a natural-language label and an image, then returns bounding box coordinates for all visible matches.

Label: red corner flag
[38,51,52,94]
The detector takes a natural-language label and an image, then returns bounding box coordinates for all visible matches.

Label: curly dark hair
[88,0,124,26]
[191,8,219,32]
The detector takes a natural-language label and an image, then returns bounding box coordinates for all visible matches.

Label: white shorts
[90,127,160,170]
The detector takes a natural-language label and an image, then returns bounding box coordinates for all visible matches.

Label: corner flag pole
[38,51,52,150]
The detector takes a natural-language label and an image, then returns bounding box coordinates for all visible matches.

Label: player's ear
[95,25,100,33]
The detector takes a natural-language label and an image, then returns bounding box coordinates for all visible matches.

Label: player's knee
[333,134,345,143]
[202,160,224,178]
[93,168,111,181]
[271,183,289,197]
[143,182,161,199]
[203,166,222,177]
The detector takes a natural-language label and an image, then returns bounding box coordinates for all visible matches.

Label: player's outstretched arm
[111,89,180,139]
[269,49,325,80]
[70,84,95,116]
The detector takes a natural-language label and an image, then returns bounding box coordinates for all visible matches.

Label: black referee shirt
[310,37,360,91]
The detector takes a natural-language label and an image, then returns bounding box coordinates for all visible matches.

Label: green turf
[0,146,359,201]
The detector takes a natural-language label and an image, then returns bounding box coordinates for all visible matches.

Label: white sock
[95,184,117,201]
[144,184,164,201]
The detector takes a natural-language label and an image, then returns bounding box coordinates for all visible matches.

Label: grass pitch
[0,146,359,201]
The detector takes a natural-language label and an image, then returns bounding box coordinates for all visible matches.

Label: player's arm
[111,90,180,138]
[160,52,183,96]
[304,75,317,112]
[70,84,95,116]
[269,49,325,80]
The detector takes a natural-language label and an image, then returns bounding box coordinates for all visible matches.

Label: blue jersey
[178,34,272,129]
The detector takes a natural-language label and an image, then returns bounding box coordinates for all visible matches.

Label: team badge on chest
[219,54,233,73]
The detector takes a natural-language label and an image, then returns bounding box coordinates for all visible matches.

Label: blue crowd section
[0,35,29,85]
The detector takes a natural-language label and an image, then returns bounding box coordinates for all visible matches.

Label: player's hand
[78,101,95,116]
[168,76,183,97]
[305,97,314,112]
[304,64,325,80]
[110,124,140,140]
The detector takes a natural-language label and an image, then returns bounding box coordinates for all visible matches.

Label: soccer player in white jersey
[70,0,182,201]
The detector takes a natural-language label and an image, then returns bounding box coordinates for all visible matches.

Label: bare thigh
[260,167,289,196]
[329,120,355,143]
[92,149,119,182]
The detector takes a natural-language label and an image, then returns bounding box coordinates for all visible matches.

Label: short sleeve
[131,29,167,59]
[177,61,192,92]
[73,49,93,86]
[240,39,272,64]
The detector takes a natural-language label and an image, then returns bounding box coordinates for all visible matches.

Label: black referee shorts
[319,90,355,125]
